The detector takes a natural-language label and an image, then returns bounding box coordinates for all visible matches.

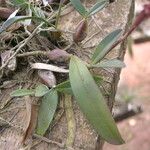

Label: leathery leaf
[69,56,124,145]
[92,29,122,64]
[36,89,58,135]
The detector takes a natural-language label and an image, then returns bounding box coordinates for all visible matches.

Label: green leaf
[36,90,58,135]
[92,29,122,64]
[10,89,35,97]
[69,56,124,145]
[35,84,49,97]
[0,16,51,34]
[87,1,107,16]
[55,80,73,94]
[70,0,88,17]
[91,59,126,68]
[11,0,27,7]
[55,75,103,94]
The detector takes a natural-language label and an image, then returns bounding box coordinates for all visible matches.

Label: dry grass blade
[31,63,69,73]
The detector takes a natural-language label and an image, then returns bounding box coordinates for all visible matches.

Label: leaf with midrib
[87,1,107,16]
[91,59,126,68]
[55,75,103,94]
[70,0,88,17]
[69,56,124,145]
[36,89,58,135]
[92,29,122,64]
[35,84,49,97]
[10,89,35,97]
[0,16,51,34]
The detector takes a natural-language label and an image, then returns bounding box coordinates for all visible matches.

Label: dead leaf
[22,97,39,145]
[31,63,69,73]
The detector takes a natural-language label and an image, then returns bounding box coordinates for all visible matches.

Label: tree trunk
[0,0,134,150]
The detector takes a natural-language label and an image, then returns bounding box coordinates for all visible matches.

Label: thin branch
[33,134,65,148]
[92,16,104,35]
[17,51,47,57]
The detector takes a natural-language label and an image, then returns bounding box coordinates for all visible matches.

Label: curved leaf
[10,89,35,97]
[0,16,51,34]
[92,29,122,64]
[55,75,103,94]
[36,89,58,135]
[87,1,107,16]
[91,59,126,68]
[69,56,124,145]
[31,63,69,73]
[70,0,88,17]
[35,84,49,97]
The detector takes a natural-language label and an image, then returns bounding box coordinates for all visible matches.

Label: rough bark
[0,0,134,150]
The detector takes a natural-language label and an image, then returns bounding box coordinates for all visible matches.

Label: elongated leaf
[10,89,35,97]
[8,9,19,19]
[70,0,88,17]
[92,29,122,64]
[87,1,107,16]
[55,75,103,94]
[91,59,125,68]
[36,90,58,135]
[35,84,49,97]
[0,16,51,34]
[69,56,124,145]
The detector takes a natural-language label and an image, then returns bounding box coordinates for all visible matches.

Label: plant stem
[17,51,47,57]
[106,4,150,55]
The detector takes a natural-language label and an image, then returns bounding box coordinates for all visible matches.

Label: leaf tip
[109,136,125,145]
